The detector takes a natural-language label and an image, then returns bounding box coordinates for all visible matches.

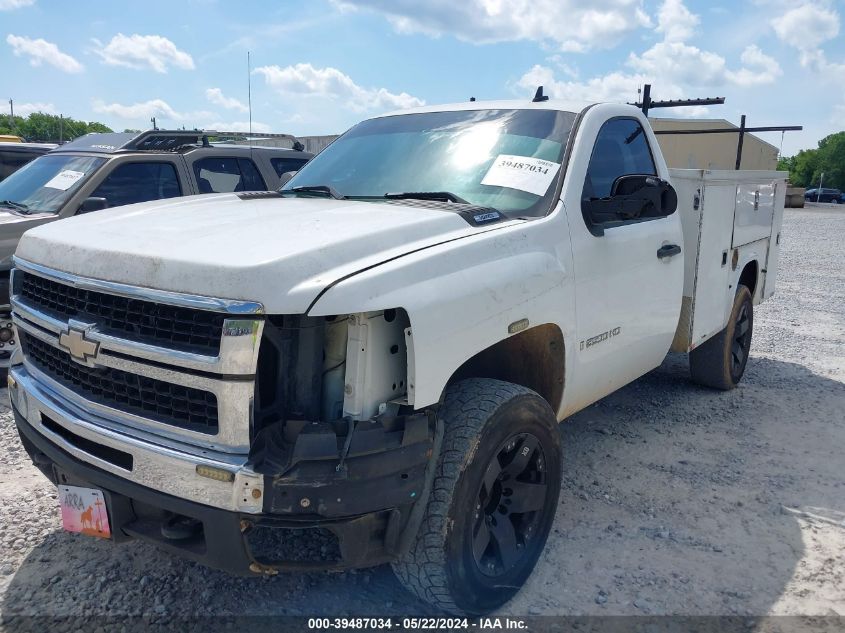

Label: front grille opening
[22,332,219,434]
[41,413,133,470]
[18,271,227,355]
[246,526,342,565]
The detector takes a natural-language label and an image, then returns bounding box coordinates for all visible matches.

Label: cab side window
[270,157,308,178]
[582,118,656,200]
[91,161,181,208]
[193,157,267,193]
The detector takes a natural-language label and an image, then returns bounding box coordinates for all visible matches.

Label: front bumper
[10,364,438,573]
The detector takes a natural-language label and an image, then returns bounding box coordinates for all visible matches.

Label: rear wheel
[392,378,561,615]
[689,285,753,389]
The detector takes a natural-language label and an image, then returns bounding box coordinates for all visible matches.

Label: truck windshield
[0,154,106,215]
[285,108,577,217]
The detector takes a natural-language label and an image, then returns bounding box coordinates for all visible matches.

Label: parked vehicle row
[0,129,312,370]
[5,98,786,614]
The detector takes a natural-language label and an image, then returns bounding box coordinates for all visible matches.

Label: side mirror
[611,174,677,216]
[583,174,677,234]
[278,171,298,188]
[78,197,109,214]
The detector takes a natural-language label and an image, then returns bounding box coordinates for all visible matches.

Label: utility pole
[150,116,157,130]
[8,99,14,132]
[59,114,63,144]
[817,172,824,202]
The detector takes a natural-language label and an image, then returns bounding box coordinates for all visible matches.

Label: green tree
[0,110,113,142]
[779,131,845,190]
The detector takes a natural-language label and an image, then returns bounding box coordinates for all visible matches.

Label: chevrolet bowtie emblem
[59,328,99,363]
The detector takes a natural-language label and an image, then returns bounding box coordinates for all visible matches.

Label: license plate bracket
[58,485,112,539]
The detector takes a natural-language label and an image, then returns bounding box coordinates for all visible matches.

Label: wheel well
[738,260,759,298]
[447,324,564,413]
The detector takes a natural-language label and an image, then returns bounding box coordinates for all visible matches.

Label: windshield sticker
[43,169,86,191]
[481,155,560,196]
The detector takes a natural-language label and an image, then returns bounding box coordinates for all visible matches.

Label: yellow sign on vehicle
[0,135,23,143]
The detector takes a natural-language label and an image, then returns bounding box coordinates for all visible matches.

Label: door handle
[657,244,682,259]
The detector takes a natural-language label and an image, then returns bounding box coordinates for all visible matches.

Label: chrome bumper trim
[10,365,263,513]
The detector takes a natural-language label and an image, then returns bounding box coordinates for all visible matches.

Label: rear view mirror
[78,197,109,214]
[278,171,298,188]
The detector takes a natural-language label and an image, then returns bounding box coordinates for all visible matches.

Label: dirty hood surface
[16,193,509,313]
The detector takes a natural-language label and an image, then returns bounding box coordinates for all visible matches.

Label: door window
[583,118,656,201]
[91,161,182,209]
[193,157,266,193]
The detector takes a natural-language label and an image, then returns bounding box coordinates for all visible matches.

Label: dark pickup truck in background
[0,142,57,182]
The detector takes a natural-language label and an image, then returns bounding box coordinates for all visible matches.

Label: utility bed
[671,169,787,353]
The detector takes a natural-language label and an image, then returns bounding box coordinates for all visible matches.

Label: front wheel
[392,378,562,615]
[689,285,753,389]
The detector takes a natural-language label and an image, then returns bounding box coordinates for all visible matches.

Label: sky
[1,0,843,156]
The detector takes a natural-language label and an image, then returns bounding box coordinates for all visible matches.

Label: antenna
[247,51,253,153]
[532,86,549,102]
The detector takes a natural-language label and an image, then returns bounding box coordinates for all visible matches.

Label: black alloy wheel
[472,433,547,577]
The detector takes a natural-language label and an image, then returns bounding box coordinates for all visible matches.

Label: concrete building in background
[650,118,780,171]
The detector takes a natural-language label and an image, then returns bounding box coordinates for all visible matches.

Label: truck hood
[16,193,517,313]
[0,211,55,271]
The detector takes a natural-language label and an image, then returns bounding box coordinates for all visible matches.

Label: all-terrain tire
[689,284,754,390]
[391,378,562,615]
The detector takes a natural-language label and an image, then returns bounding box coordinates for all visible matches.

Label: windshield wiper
[384,191,470,204]
[0,200,32,214]
[282,185,346,200]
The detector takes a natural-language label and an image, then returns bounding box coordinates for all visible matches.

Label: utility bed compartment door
[734,182,776,247]
[669,169,786,353]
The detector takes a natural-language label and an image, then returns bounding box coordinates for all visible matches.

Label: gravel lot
[0,207,842,624]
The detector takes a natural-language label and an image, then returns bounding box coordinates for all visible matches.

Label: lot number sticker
[44,169,85,191]
[481,154,560,196]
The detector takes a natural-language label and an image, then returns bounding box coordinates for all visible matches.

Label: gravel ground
[0,207,842,624]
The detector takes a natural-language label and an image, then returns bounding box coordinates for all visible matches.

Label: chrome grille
[19,271,226,354]
[20,332,219,434]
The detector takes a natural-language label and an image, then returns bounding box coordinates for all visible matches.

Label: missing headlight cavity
[252,309,411,439]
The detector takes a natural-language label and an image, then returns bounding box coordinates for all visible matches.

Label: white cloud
[0,0,35,9]
[253,63,424,111]
[517,0,783,107]
[770,3,844,80]
[628,41,728,86]
[205,88,248,113]
[771,3,839,50]
[91,34,195,73]
[725,45,783,86]
[14,102,58,117]
[202,120,272,133]
[6,34,84,73]
[92,98,213,123]
[656,0,699,42]
[334,0,652,52]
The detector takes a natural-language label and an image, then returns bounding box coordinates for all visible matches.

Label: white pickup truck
[7,96,785,614]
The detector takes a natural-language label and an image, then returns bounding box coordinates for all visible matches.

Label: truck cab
[8,98,785,615]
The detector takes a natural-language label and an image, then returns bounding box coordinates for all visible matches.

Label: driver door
[564,115,684,409]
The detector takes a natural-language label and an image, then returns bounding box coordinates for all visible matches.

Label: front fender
[307,222,576,410]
